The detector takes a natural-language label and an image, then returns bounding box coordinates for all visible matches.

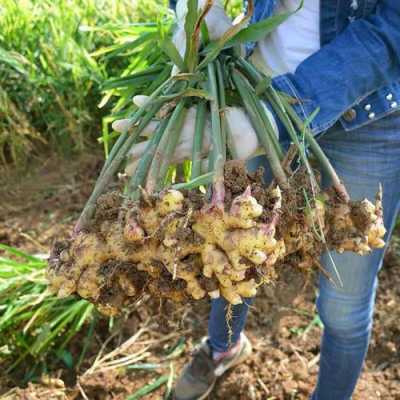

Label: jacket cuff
[271,73,328,135]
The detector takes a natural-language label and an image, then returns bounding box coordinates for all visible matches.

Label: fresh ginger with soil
[48,162,386,316]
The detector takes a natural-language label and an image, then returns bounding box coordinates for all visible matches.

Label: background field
[0,0,170,165]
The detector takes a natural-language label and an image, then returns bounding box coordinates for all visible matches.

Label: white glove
[124,105,211,176]
[120,96,278,177]
[172,0,232,75]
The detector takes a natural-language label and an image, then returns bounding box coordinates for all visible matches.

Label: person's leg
[208,296,254,352]
[312,113,400,400]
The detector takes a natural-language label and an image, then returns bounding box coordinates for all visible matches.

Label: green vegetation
[0,244,96,379]
[0,0,169,165]
[0,0,246,166]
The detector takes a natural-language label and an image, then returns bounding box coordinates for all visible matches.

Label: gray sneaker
[173,333,252,400]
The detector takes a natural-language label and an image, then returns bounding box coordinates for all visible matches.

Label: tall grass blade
[126,375,169,400]
[0,246,96,372]
[229,0,303,45]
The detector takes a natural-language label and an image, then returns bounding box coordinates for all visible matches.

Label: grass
[0,244,98,381]
[0,0,169,166]
[0,0,244,167]
[93,19,173,158]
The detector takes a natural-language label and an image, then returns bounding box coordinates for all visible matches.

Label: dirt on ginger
[47,161,386,315]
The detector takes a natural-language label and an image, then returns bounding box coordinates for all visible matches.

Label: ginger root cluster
[48,165,386,316]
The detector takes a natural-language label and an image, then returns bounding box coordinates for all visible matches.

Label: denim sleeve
[272,0,400,134]
[169,0,177,10]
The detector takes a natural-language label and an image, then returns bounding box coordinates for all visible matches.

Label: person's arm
[273,0,400,133]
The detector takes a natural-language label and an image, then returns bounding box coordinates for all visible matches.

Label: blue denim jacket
[169,0,400,134]
[249,0,400,134]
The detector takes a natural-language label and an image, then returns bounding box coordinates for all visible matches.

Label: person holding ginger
[152,1,400,399]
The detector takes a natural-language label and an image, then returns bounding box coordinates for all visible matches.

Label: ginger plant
[47,0,386,315]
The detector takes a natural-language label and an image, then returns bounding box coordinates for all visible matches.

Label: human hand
[116,96,279,177]
[123,104,211,176]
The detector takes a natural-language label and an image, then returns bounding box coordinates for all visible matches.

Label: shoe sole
[196,379,217,400]
[197,338,253,400]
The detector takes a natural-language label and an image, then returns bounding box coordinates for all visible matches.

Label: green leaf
[198,3,253,69]
[0,244,41,263]
[161,38,186,71]
[191,101,207,179]
[171,72,204,81]
[102,77,148,90]
[57,349,74,369]
[0,47,30,75]
[304,107,320,129]
[255,77,272,96]
[165,337,186,359]
[184,0,199,71]
[101,65,164,90]
[229,0,304,45]
[187,0,213,71]
[180,88,212,100]
[172,172,214,190]
[91,31,158,58]
[200,21,209,46]
[164,363,175,400]
[126,375,169,400]
[127,363,162,371]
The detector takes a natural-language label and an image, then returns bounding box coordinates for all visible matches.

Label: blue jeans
[208,113,400,400]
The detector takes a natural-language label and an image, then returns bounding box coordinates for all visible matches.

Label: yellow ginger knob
[157,190,184,216]
[230,186,263,220]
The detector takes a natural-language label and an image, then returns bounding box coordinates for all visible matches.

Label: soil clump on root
[47,160,386,317]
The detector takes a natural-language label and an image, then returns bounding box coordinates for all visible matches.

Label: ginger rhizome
[48,162,385,316]
[47,49,386,316]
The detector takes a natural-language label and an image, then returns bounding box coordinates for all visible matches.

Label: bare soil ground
[1,155,399,400]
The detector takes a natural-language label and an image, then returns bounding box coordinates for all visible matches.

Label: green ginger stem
[146,100,187,194]
[127,118,169,200]
[232,69,289,189]
[207,62,225,173]
[191,101,207,179]
[281,97,350,202]
[74,78,179,233]
[74,103,163,234]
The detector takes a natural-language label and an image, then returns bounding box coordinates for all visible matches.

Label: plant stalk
[207,62,225,173]
[231,70,288,189]
[146,100,187,194]
[127,118,169,200]
[236,58,348,200]
[74,78,179,233]
[215,60,227,159]
[211,153,225,208]
[191,101,207,179]
[236,59,322,193]
[157,103,188,191]
[236,59,284,160]
[74,104,161,234]
[281,96,350,202]
[98,76,174,179]
[237,74,284,160]
[172,171,214,190]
